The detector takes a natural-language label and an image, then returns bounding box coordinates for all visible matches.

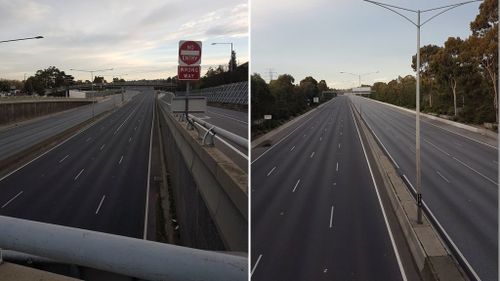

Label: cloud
[0,0,248,81]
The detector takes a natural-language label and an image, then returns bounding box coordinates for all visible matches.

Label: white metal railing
[0,215,247,281]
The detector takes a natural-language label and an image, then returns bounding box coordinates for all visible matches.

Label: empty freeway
[350,95,498,281]
[0,89,153,238]
[0,92,137,164]
[251,96,413,280]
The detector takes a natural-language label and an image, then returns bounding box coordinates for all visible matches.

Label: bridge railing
[0,215,247,281]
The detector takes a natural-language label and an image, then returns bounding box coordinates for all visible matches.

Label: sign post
[178,40,202,120]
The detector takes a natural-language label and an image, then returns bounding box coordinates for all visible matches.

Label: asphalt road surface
[0,89,153,239]
[251,96,406,281]
[0,92,138,162]
[349,95,498,281]
[193,106,248,138]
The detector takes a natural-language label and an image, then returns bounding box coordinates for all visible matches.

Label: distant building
[352,87,372,95]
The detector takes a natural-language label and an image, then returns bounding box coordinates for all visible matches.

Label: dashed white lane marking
[310,152,315,158]
[114,105,139,135]
[292,179,301,192]
[452,156,497,185]
[95,195,106,214]
[86,137,92,142]
[340,131,343,136]
[119,155,124,165]
[59,155,69,163]
[424,139,451,156]
[436,170,450,183]
[100,144,105,151]
[320,137,322,141]
[2,191,23,208]
[329,206,335,228]
[74,169,85,181]
[336,162,339,172]
[290,146,296,152]
[129,137,132,143]
[251,254,263,277]
[267,166,276,176]
[338,143,341,149]
[134,126,137,130]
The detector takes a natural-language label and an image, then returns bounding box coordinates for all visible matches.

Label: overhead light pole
[69,68,113,118]
[0,36,43,44]
[211,42,234,71]
[339,71,379,87]
[363,0,482,224]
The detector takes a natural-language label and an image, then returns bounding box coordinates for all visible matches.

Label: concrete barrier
[365,97,497,139]
[157,102,247,252]
[0,100,92,126]
[350,102,469,281]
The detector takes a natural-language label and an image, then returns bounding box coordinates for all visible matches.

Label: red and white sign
[178,40,202,66]
[178,65,200,80]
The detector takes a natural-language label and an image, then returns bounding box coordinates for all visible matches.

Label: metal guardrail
[188,114,248,149]
[0,215,247,281]
[159,96,248,166]
[349,95,481,281]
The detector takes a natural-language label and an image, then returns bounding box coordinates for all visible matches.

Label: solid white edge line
[250,254,263,276]
[350,106,407,281]
[290,146,296,151]
[292,179,301,192]
[1,191,23,208]
[95,195,106,214]
[143,93,155,240]
[310,152,315,158]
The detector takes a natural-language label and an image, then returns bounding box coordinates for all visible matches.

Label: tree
[318,80,329,93]
[469,0,498,122]
[93,76,106,84]
[251,73,275,120]
[299,76,319,103]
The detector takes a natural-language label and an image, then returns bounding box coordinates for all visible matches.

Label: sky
[251,0,483,89]
[0,0,248,81]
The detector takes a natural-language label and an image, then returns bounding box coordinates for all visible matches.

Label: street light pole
[211,42,234,71]
[69,68,113,118]
[363,0,482,224]
[0,36,43,44]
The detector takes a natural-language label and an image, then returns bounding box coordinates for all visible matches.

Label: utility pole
[267,68,278,82]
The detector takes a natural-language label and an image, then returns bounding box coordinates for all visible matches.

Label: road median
[350,101,469,281]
